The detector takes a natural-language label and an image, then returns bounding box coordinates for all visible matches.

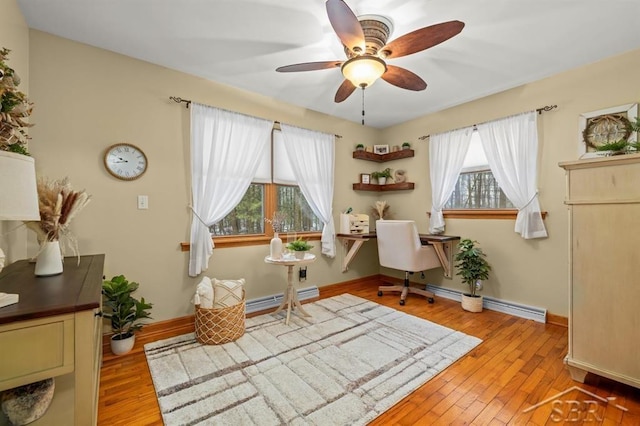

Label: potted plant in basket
[102,275,153,355]
[371,167,392,185]
[454,239,491,312]
[286,237,314,259]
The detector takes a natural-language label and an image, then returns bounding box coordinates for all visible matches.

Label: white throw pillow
[193,276,214,309]
[212,278,245,308]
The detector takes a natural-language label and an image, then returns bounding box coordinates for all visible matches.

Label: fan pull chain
[361,87,365,126]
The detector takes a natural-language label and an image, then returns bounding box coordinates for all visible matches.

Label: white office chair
[376,220,441,305]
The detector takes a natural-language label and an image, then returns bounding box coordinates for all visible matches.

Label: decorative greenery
[371,167,392,179]
[454,239,491,297]
[286,237,313,251]
[402,142,411,148]
[595,139,630,153]
[592,116,640,154]
[355,143,364,150]
[102,275,153,340]
[0,48,34,154]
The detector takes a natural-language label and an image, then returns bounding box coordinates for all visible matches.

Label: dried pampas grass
[25,177,91,258]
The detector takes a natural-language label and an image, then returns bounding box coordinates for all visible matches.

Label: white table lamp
[0,151,40,272]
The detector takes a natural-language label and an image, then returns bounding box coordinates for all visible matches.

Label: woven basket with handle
[194,291,245,345]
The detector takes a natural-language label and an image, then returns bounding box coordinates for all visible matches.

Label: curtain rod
[417,104,558,140]
[169,96,342,138]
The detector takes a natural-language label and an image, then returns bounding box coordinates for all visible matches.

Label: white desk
[264,253,316,325]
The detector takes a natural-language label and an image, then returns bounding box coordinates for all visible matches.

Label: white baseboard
[425,284,547,323]
[245,286,320,314]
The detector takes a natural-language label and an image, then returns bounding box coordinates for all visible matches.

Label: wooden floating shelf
[353,149,414,162]
[352,182,415,191]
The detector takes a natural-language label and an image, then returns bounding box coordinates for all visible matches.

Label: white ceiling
[17,0,640,128]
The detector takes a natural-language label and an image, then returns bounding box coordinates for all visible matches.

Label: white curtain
[280,124,336,257]
[189,103,273,276]
[477,111,547,239]
[428,127,474,234]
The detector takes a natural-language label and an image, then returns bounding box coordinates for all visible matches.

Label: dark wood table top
[337,233,460,243]
[0,254,104,324]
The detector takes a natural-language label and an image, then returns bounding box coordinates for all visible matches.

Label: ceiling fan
[276,0,465,104]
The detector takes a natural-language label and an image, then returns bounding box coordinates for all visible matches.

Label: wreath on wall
[0,48,34,155]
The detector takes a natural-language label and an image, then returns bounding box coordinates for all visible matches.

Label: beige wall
[379,48,640,316]
[14,8,640,321]
[1,0,30,264]
[27,31,380,322]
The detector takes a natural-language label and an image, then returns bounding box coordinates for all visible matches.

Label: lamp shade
[341,56,387,88]
[0,151,40,221]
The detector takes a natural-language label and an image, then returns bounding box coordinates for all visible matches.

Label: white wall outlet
[137,195,149,210]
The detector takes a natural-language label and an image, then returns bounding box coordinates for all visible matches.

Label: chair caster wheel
[377,291,383,296]
[399,300,405,306]
[428,298,435,304]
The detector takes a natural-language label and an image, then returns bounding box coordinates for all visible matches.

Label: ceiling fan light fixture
[341,56,387,88]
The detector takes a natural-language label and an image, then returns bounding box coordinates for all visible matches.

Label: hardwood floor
[98,278,640,425]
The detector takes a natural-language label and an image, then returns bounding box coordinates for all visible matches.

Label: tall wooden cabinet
[0,255,104,425]
[559,154,640,389]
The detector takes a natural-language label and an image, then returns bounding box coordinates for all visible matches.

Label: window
[210,130,322,238]
[444,131,514,209]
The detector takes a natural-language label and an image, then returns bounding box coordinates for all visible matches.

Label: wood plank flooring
[97,278,640,425]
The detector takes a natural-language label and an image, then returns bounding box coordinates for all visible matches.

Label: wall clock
[103,143,148,180]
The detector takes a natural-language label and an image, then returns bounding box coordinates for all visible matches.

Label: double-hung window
[209,129,322,242]
[444,131,514,213]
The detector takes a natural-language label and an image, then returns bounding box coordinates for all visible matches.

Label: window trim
[428,209,547,220]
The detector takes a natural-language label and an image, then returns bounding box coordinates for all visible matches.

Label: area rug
[144,293,482,425]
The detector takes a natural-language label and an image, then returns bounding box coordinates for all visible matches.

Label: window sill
[428,209,547,220]
[180,232,323,251]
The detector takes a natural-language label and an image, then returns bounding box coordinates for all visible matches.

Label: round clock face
[104,143,148,180]
[583,114,631,149]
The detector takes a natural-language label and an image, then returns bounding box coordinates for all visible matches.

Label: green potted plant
[102,275,153,355]
[355,143,365,151]
[454,239,491,312]
[371,167,392,185]
[286,237,314,259]
[402,142,411,150]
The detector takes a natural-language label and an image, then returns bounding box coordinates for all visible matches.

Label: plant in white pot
[454,239,491,312]
[286,237,313,259]
[102,275,153,355]
[371,167,392,185]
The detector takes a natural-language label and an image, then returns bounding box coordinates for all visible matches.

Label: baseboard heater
[425,284,547,323]
[245,286,320,314]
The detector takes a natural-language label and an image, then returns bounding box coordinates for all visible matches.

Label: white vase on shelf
[270,233,283,260]
[34,240,63,277]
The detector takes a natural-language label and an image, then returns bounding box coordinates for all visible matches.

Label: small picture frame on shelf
[360,173,370,184]
[374,144,389,155]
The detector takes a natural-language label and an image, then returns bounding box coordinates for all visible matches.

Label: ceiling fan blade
[381,20,465,59]
[382,65,427,91]
[326,0,365,54]
[276,61,343,72]
[334,79,356,103]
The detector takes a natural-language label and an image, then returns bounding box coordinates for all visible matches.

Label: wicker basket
[195,292,246,345]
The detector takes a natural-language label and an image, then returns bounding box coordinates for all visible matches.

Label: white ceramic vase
[34,241,63,277]
[378,177,387,185]
[270,233,283,259]
[111,334,136,356]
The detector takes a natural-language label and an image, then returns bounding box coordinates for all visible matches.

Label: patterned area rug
[144,294,482,425]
